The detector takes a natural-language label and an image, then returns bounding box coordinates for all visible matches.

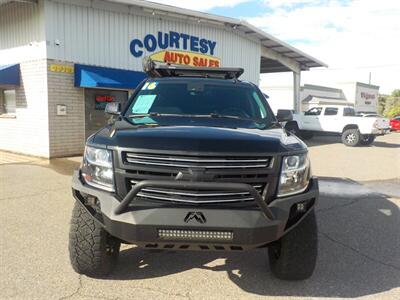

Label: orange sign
[150,50,221,68]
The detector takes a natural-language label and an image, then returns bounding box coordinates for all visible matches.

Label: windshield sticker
[131,95,157,113]
[141,82,150,90]
[147,82,158,90]
[141,81,158,91]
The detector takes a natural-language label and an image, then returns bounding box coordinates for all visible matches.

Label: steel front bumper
[72,171,319,250]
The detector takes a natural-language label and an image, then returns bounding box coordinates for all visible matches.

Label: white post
[293,71,301,112]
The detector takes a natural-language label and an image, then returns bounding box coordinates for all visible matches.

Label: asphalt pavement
[0,134,399,299]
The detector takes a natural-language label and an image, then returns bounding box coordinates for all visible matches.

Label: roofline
[108,0,244,24]
[239,20,327,68]
[107,0,327,69]
[302,84,343,93]
[304,100,354,105]
[355,82,380,89]
[0,0,38,5]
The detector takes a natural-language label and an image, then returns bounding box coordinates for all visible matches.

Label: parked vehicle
[390,116,400,131]
[357,113,382,117]
[69,63,319,280]
[286,105,390,146]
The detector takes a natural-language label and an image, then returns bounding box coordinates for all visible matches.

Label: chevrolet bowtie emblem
[175,169,215,181]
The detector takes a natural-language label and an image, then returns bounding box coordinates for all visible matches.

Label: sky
[148,0,400,94]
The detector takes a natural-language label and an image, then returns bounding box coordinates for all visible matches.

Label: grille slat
[125,152,272,169]
[126,159,269,169]
[126,153,269,163]
[137,193,254,204]
[141,188,250,197]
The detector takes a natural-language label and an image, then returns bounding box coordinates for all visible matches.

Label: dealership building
[263,82,379,113]
[0,0,325,158]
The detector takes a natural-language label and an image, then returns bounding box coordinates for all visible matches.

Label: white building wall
[0,1,47,64]
[44,0,261,83]
[261,85,293,114]
[301,86,344,100]
[0,60,49,157]
[261,84,351,113]
[339,83,356,105]
[0,1,45,49]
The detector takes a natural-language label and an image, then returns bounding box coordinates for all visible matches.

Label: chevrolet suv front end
[69,64,319,280]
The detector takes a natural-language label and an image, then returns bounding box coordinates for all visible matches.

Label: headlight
[277,153,311,197]
[81,146,115,192]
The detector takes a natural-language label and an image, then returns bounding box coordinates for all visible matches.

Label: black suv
[69,63,319,280]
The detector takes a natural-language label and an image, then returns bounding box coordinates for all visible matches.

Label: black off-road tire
[69,202,120,277]
[359,134,375,146]
[341,129,360,146]
[268,210,318,280]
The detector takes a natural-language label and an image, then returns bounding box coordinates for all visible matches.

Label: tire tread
[69,202,119,277]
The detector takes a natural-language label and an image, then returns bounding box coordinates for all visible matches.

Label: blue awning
[74,64,147,90]
[0,64,20,86]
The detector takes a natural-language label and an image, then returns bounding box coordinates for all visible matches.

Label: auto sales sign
[130,31,221,67]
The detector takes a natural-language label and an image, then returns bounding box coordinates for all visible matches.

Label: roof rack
[143,59,244,80]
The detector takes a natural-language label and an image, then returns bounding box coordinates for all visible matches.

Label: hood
[90,118,306,154]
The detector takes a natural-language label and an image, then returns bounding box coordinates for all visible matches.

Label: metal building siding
[45,1,261,83]
[0,1,44,49]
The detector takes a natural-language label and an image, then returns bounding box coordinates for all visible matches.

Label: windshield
[125,79,273,126]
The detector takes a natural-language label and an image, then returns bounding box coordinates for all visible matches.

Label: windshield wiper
[126,112,161,118]
[126,112,200,118]
[126,112,268,124]
[209,113,269,124]
[209,113,243,120]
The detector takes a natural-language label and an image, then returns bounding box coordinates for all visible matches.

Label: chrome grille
[124,152,272,169]
[129,180,264,204]
[121,152,272,204]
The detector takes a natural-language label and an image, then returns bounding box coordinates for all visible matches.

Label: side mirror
[276,109,293,122]
[105,102,121,115]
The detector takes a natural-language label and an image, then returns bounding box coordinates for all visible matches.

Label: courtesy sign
[150,50,220,67]
[130,31,220,67]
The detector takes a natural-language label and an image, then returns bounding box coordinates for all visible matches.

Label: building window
[1,89,16,115]
[343,107,355,116]
[304,107,322,116]
[324,107,338,116]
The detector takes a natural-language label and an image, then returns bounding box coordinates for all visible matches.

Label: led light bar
[158,229,233,241]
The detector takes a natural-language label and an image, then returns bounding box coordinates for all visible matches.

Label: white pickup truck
[285,105,390,146]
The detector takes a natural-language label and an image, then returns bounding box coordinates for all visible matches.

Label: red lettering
[193,56,199,66]
[210,59,220,67]
[176,53,184,64]
[164,51,171,62]
[163,51,220,67]
[164,51,178,64]
[361,92,375,100]
[197,58,206,67]
[96,95,115,102]
[183,55,190,65]
[171,52,177,63]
